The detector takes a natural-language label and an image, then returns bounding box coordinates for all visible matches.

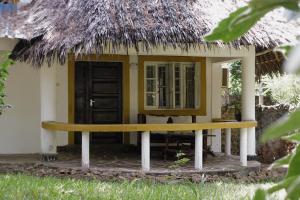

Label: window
[222,68,228,87]
[144,61,201,110]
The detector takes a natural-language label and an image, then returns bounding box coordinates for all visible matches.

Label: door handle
[89,99,96,107]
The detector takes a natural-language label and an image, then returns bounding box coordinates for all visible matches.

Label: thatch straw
[7,0,298,67]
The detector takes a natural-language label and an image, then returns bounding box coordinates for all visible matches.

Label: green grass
[0,174,282,200]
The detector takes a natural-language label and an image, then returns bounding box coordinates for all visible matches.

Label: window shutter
[222,68,228,87]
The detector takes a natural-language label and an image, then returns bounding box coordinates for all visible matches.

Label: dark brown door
[74,61,123,144]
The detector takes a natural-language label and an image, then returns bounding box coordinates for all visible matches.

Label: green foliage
[253,189,267,200]
[261,74,300,108]
[205,0,300,199]
[0,52,14,114]
[228,61,242,97]
[205,0,299,42]
[169,152,190,169]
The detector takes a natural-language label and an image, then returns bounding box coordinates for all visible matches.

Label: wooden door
[74,61,123,144]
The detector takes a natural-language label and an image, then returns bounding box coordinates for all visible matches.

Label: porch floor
[0,145,260,174]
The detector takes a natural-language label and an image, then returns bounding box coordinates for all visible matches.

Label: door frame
[68,54,130,144]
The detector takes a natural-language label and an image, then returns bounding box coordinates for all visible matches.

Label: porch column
[241,50,256,157]
[195,130,203,170]
[258,82,264,105]
[40,66,57,160]
[82,132,90,169]
[141,131,150,171]
[240,128,248,166]
[225,128,231,156]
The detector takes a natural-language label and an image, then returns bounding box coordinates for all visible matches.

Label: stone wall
[256,104,293,163]
[221,104,292,163]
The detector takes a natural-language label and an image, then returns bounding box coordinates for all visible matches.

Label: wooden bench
[137,114,215,160]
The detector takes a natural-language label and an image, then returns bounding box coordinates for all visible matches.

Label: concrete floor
[0,146,261,174]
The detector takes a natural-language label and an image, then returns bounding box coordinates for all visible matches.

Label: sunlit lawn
[0,174,284,200]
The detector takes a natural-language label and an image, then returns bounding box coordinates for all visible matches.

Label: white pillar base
[41,129,57,155]
[195,130,203,170]
[240,128,248,167]
[225,128,231,156]
[247,127,256,156]
[82,132,90,169]
[141,131,150,171]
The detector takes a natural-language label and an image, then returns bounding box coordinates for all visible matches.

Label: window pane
[175,93,181,107]
[146,65,156,78]
[185,65,195,108]
[174,65,181,107]
[146,80,156,92]
[158,66,168,107]
[146,93,156,106]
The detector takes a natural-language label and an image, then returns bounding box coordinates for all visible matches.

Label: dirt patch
[0,162,286,183]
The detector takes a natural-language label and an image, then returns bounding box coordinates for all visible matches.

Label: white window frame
[144,61,201,110]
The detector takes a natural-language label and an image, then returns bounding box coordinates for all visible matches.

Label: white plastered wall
[55,62,68,146]
[0,38,68,154]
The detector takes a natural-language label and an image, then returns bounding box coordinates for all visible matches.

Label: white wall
[55,63,68,146]
[0,37,68,153]
[0,61,41,154]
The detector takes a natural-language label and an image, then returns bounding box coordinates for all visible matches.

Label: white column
[240,128,248,166]
[195,130,203,170]
[225,128,231,156]
[258,82,264,105]
[82,132,90,169]
[141,131,150,171]
[40,66,57,156]
[211,63,222,152]
[241,49,256,156]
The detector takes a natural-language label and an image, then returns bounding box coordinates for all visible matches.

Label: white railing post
[240,128,248,166]
[141,131,150,171]
[82,132,90,169]
[195,130,203,170]
[225,128,232,156]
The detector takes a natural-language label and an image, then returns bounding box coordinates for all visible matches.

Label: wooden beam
[256,49,273,56]
[42,121,257,132]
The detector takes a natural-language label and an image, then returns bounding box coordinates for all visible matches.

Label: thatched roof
[7,0,298,66]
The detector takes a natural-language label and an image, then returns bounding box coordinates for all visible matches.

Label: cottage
[0,0,295,171]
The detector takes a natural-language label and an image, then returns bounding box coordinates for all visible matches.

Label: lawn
[0,174,284,200]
